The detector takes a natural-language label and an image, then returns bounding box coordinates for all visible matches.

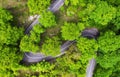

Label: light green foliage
[41,37,61,56]
[66,6,78,16]
[20,35,40,52]
[30,61,55,73]
[77,37,98,63]
[0,46,23,77]
[61,22,85,40]
[65,0,79,6]
[20,25,44,52]
[79,3,96,21]
[93,65,113,77]
[28,0,50,14]
[111,60,120,77]
[40,11,56,28]
[1,0,120,77]
[79,0,116,26]
[64,0,87,16]
[65,0,80,16]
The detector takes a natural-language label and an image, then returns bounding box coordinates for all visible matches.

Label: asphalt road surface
[25,15,40,34]
[21,41,75,65]
[48,0,65,12]
[86,58,96,77]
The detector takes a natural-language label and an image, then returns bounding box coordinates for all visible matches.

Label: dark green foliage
[104,0,120,6]
[96,31,120,69]
[94,59,120,77]
[0,8,12,24]
[0,46,23,77]
[96,51,120,69]
[93,65,113,77]
[112,6,120,29]
[111,60,120,77]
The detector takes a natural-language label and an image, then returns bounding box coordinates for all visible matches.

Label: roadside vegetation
[0,0,120,77]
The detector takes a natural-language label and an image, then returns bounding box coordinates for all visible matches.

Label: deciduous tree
[61,22,85,40]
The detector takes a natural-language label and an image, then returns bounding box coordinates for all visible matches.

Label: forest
[0,0,120,77]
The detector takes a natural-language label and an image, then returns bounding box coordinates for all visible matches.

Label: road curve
[20,40,75,65]
[25,0,65,34]
[25,15,40,34]
[48,0,65,12]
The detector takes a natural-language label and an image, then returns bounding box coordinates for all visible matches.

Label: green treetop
[28,0,51,14]
[61,22,85,40]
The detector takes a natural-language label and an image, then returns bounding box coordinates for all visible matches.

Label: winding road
[86,58,96,77]
[25,0,65,34]
[48,0,65,12]
[23,0,96,77]
[25,15,40,34]
[21,40,76,64]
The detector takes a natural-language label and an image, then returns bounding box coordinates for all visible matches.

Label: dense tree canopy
[77,37,98,63]
[79,0,116,26]
[39,11,56,28]
[41,36,61,56]
[28,0,51,14]
[0,8,23,46]
[1,0,120,76]
[96,31,120,68]
[20,24,44,52]
[0,8,24,76]
[61,22,85,40]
